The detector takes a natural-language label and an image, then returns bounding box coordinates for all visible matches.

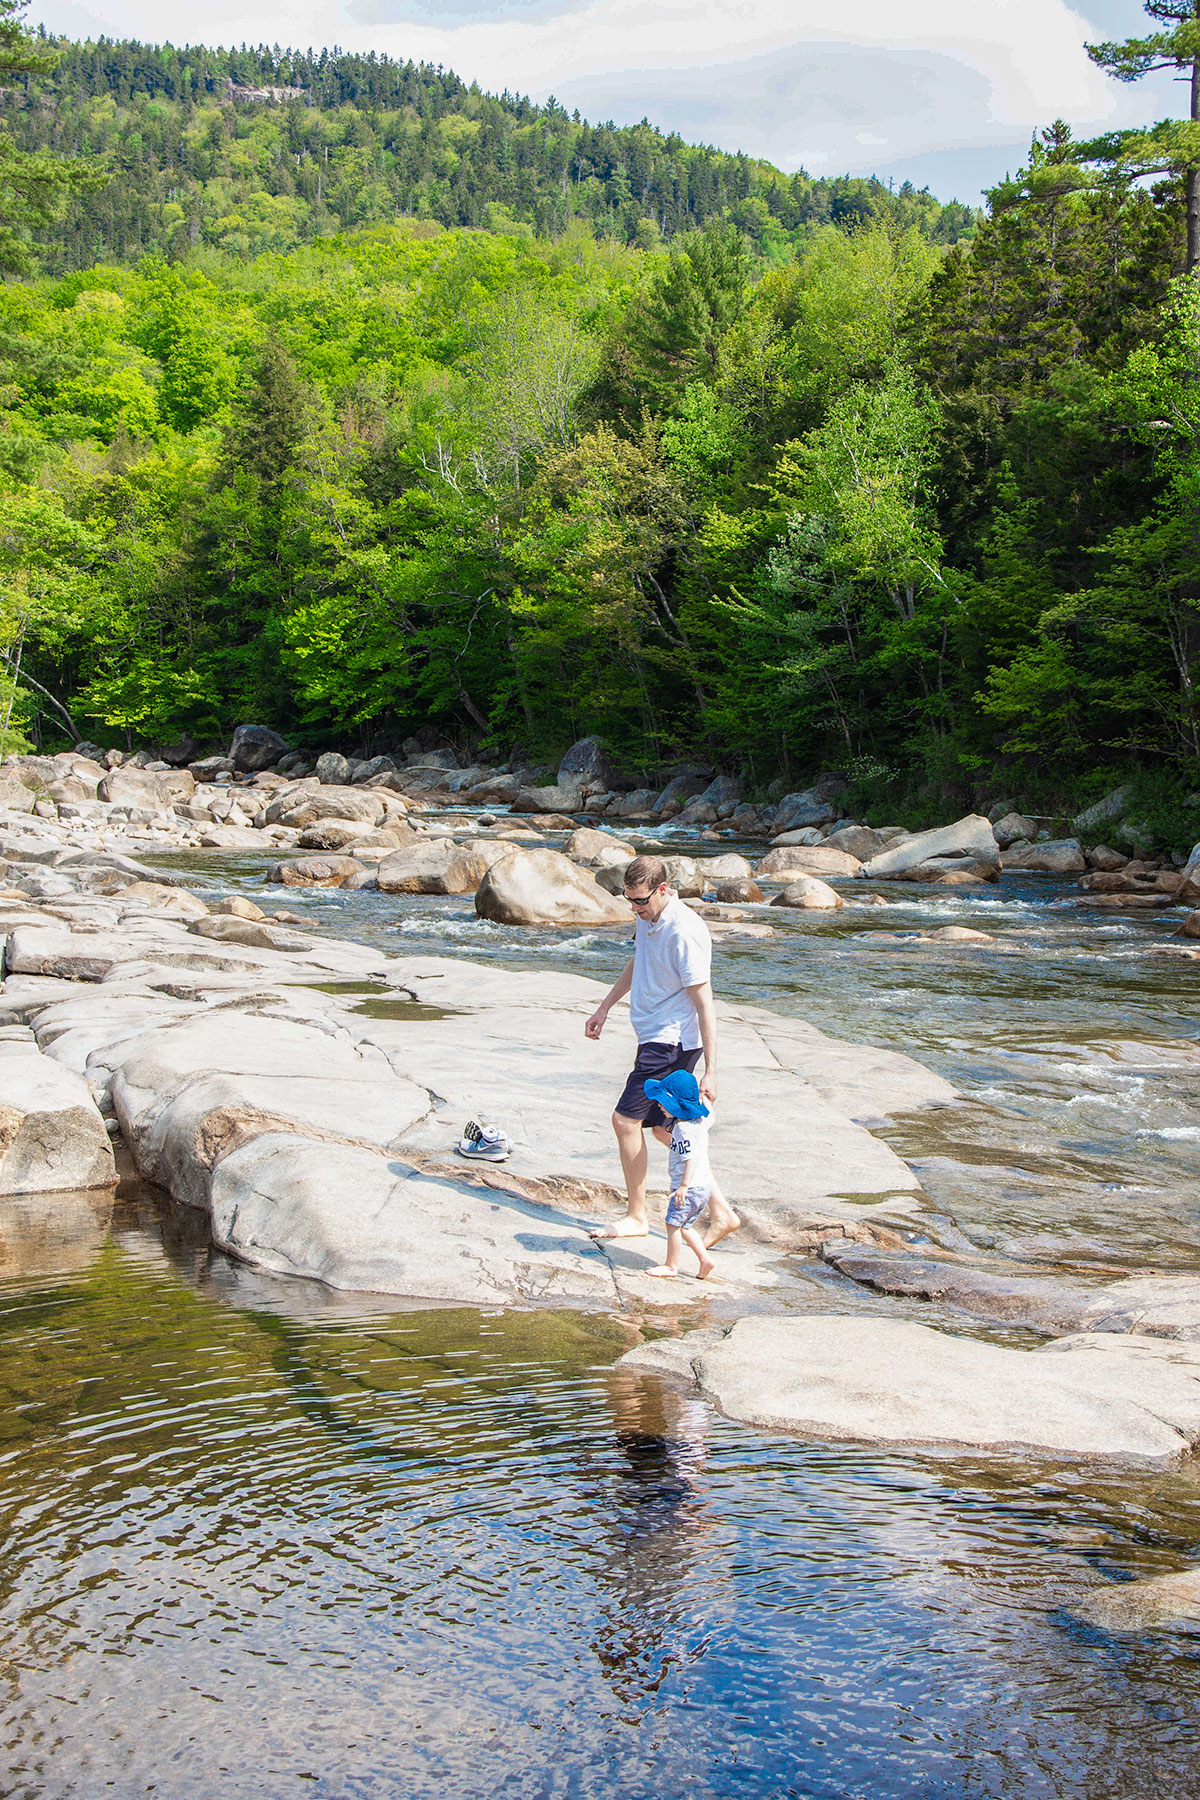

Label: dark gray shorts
[615,1041,703,1129]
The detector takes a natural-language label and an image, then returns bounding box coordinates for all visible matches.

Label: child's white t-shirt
[667,1115,712,1192]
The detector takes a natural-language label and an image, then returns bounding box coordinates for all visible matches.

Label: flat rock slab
[621,1316,1200,1462]
[353,956,933,1237]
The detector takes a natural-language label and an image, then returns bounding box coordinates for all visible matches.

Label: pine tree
[0,0,102,273]
[1080,1,1200,271]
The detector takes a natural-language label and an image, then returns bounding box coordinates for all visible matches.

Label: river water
[2,831,1200,1797]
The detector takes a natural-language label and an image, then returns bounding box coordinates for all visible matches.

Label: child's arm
[671,1154,695,1203]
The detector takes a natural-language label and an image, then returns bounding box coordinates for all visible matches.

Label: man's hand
[699,1071,718,1105]
[584,1006,608,1040]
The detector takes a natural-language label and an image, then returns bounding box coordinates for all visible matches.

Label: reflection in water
[590,1368,724,1709]
[2,1205,1200,1795]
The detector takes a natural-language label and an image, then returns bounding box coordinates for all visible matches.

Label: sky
[27,0,1183,203]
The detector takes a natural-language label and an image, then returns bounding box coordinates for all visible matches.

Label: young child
[641,1067,716,1281]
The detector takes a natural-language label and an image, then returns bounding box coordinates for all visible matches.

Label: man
[584,853,741,1246]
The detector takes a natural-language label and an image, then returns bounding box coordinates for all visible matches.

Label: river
[1,829,1199,1797]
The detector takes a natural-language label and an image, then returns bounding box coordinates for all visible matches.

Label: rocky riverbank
[5,743,1200,1465]
[5,741,1199,937]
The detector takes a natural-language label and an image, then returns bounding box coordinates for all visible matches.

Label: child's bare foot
[646,1263,679,1278]
[589,1217,649,1240]
[695,1253,715,1280]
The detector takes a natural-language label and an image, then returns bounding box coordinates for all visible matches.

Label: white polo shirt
[629,894,712,1049]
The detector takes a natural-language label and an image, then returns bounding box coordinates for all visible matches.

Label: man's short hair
[624,854,668,892]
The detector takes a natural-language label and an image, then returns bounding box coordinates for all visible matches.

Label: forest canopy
[0,11,1197,837]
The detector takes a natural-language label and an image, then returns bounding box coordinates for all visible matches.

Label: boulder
[770,827,825,848]
[1176,842,1200,906]
[594,862,631,895]
[511,784,584,815]
[299,818,416,852]
[859,815,999,880]
[900,857,999,884]
[925,925,994,943]
[474,848,632,926]
[0,1046,117,1194]
[624,1315,1200,1461]
[1176,912,1200,940]
[1073,786,1134,834]
[350,755,396,784]
[1079,870,1157,894]
[661,855,705,898]
[229,724,288,773]
[609,787,659,818]
[1001,838,1087,875]
[699,853,752,882]
[757,845,862,879]
[0,779,36,814]
[823,825,907,862]
[265,785,385,829]
[1086,844,1129,872]
[271,856,364,889]
[118,881,209,919]
[715,879,764,904]
[695,774,742,816]
[465,772,520,803]
[316,751,352,785]
[376,838,514,896]
[991,811,1039,848]
[98,766,195,810]
[558,735,621,794]
[653,773,709,814]
[563,827,636,868]
[771,789,838,832]
[405,747,459,771]
[188,756,234,781]
[770,877,843,910]
[675,800,718,826]
[188,916,288,950]
[217,896,266,921]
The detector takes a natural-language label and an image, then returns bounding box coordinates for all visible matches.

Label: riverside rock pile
[4,745,1200,936]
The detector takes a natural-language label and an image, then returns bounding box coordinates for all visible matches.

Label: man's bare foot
[588,1217,649,1240]
[695,1253,715,1280]
[646,1263,679,1278]
[703,1208,741,1249]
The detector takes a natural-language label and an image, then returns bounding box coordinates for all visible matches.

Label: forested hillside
[0,39,976,270]
[0,12,1197,838]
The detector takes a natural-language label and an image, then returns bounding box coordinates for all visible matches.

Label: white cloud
[29,0,1174,189]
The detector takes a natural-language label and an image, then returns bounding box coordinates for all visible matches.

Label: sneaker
[456,1120,512,1161]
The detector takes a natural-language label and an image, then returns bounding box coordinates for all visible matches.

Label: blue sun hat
[643,1067,709,1120]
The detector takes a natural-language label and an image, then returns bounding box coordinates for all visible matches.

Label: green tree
[0,0,102,274]
[1081,1,1200,271]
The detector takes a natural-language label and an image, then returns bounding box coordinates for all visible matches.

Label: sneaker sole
[456,1144,510,1162]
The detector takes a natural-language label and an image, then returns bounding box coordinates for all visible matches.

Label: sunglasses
[624,890,654,909]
